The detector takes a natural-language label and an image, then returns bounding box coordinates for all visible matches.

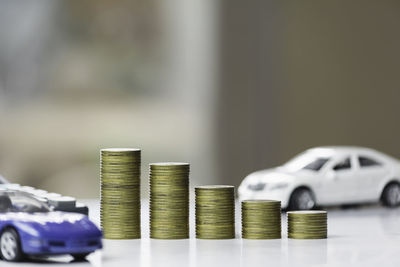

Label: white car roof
[306,146,397,161]
[307,146,377,154]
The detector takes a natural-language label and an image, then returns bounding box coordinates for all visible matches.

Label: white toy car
[238,147,400,210]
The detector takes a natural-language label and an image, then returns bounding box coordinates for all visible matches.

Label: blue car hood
[7,212,101,239]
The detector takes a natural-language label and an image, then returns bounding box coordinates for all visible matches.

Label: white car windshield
[283,151,332,172]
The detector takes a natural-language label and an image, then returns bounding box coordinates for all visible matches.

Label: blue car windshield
[0,193,50,213]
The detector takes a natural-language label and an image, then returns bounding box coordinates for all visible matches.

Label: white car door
[319,156,358,204]
[352,155,390,201]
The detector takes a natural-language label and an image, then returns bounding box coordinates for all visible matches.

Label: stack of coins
[241,200,281,239]
[100,148,141,239]
[287,211,327,239]
[149,162,190,239]
[195,185,235,239]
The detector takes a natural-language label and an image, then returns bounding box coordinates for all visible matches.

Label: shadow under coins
[286,239,328,266]
[146,239,190,267]
[240,239,283,267]
[194,239,242,267]
[101,239,141,267]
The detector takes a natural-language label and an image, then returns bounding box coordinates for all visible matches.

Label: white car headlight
[247,183,266,191]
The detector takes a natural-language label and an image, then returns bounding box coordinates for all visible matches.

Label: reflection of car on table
[0,191,102,262]
[239,147,400,210]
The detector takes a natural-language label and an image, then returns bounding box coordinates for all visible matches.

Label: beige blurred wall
[281,1,400,156]
[2,1,400,197]
[216,1,400,188]
[0,0,218,198]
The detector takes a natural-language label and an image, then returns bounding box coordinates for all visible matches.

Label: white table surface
[3,200,400,267]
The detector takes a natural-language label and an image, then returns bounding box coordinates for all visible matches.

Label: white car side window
[333,158,351,171]
[358,156,381,168]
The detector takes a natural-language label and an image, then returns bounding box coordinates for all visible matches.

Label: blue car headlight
[27,238,46,247]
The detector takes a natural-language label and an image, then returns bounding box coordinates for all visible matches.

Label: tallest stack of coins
[100,148,141,239]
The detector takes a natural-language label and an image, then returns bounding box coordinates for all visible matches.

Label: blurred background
[0,0,399,198]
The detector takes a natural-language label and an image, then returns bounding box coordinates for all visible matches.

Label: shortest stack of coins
[195,185,235,239]
[149,162,190,239]
[100,148,141,239]
[287,211,327,239]
[241,200,281,239]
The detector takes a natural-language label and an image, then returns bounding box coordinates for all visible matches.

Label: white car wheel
[289,188,315,210]
[382,183,400,207]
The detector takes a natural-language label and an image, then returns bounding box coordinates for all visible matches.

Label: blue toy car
[0,190,102,262]
[0,175,89,215]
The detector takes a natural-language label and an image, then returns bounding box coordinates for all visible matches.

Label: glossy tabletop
[4,200,400,267]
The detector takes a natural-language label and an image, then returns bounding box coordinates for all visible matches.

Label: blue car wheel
[0,228,24,262]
